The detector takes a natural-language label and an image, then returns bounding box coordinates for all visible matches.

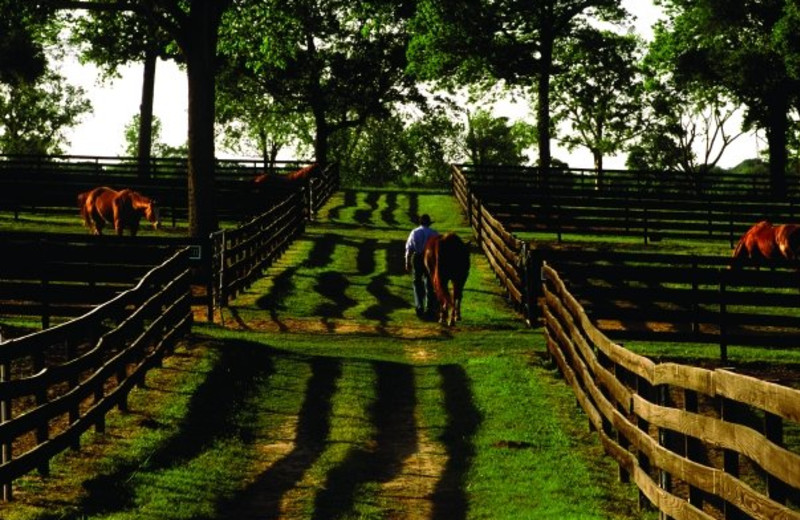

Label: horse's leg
[453,281,463,322]
[444,280,455,326]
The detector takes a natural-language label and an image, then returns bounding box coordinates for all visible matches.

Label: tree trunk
[137,47,156,179]
[184,2,220,239]
[537,33,553,191]
[593,149,604,189]
[314,109,329,166]
[766,92,788,198]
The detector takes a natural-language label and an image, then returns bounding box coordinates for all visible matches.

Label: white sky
[58,0,762,168]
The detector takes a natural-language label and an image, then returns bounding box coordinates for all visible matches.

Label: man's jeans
[412,253,436,314]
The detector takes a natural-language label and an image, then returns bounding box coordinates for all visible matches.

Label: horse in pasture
[78,186,160,236]
[423,232,470,326]
[730,220,800,268]
[253,163,318,185]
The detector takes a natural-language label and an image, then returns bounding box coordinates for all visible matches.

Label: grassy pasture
[0,190,660,519]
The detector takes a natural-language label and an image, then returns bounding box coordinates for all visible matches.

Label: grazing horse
[731,220,800,268]
[78,186,160,236]
[253,163,317,185]
[423,232,470,326]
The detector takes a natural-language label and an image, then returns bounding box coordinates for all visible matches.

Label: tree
[61,0,234,239]
[649,0,800,196]
[123,113,186,158]
[552,28,643,183]
[215,68,313,169]
[0,0,51,85]
[408,0,627,175]
[0,70,91,155]
[218,0,421,167]
[68,0,177,177]
[464,109,536,166]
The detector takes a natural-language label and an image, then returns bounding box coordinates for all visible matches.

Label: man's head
[420,214,432,227]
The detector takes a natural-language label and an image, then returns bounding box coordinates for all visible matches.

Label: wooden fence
[0,247,193,500]
[0,162,340,326]
[542,263,800,520]
[457,163,800,199]
[452,164,800,357]
[0,233,176,329]
[0,154,319,222]
[209,189,306,314]
[479,189,800,246]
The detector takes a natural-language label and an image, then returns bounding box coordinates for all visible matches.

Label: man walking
[405,214,439,319]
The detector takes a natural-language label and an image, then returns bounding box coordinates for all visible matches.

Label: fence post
[720,396,745,520]
[657,385,672,520]
[719,270,728,363]
[636,375,655,512]
[33,351,49,477]
[1,361,11,501]
[764,412,788,504]
[683,389,704,508]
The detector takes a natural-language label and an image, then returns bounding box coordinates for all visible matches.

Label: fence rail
[0,247,193,500]
[457,163,800,199]
[452,164,800,356]
[0,154,317,221]
[542,263,800,520]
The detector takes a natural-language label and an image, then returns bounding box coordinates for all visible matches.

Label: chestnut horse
[253,163,317,185]
[423,232,470,326]
[731,220,800,268]
[78,186,160,236]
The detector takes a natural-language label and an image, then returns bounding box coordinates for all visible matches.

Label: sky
[57,0,762,168]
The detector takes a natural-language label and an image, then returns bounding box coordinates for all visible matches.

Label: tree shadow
[407,193,419,226]
[255,266,299,329]
[314,271,358,327]
[354,192,380,226]
[312,361,417,520]
[362,273,411,327]
[218,356,342,519]
[78,340,276,517]
[380,192,398,226]
[432,364,481,520]
[326,190,358,221]
[304,233,338,268]
[357,239,377,276]
[385,239,408,276]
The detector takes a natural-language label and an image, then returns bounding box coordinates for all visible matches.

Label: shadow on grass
[363,273,410,327]
[432,364,481,520]
[325,190,358,221]
[77,340,276,517]
[312,361,417,520]
[218,356,343,519]
[255,265,299,330]
[381,192,398,226]
[314,271,358,323]
[354,192,380,226]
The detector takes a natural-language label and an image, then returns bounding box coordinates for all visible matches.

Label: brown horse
[78,186,160,236]
[423,232,470,326]
[253,163,317,185]
[731,220,800,268]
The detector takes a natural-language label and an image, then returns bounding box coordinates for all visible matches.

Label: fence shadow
[431,364,481,520]
[77,340,276,517]
[218,356,343,519]
[311,360,417,520]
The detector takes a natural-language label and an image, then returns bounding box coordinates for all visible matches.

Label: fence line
[0,248,193,500]
[541,262,800,520]
[452,164,800,355]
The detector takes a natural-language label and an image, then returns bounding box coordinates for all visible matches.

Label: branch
[53,1,138,12]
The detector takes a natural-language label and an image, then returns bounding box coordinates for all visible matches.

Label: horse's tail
[77,191,90,227]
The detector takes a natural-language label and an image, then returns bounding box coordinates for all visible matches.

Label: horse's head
[144,199,161,230]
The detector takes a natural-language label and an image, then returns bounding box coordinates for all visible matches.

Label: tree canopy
[649,0,800,195]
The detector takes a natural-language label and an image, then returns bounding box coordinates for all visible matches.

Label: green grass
[0,191,656,519]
